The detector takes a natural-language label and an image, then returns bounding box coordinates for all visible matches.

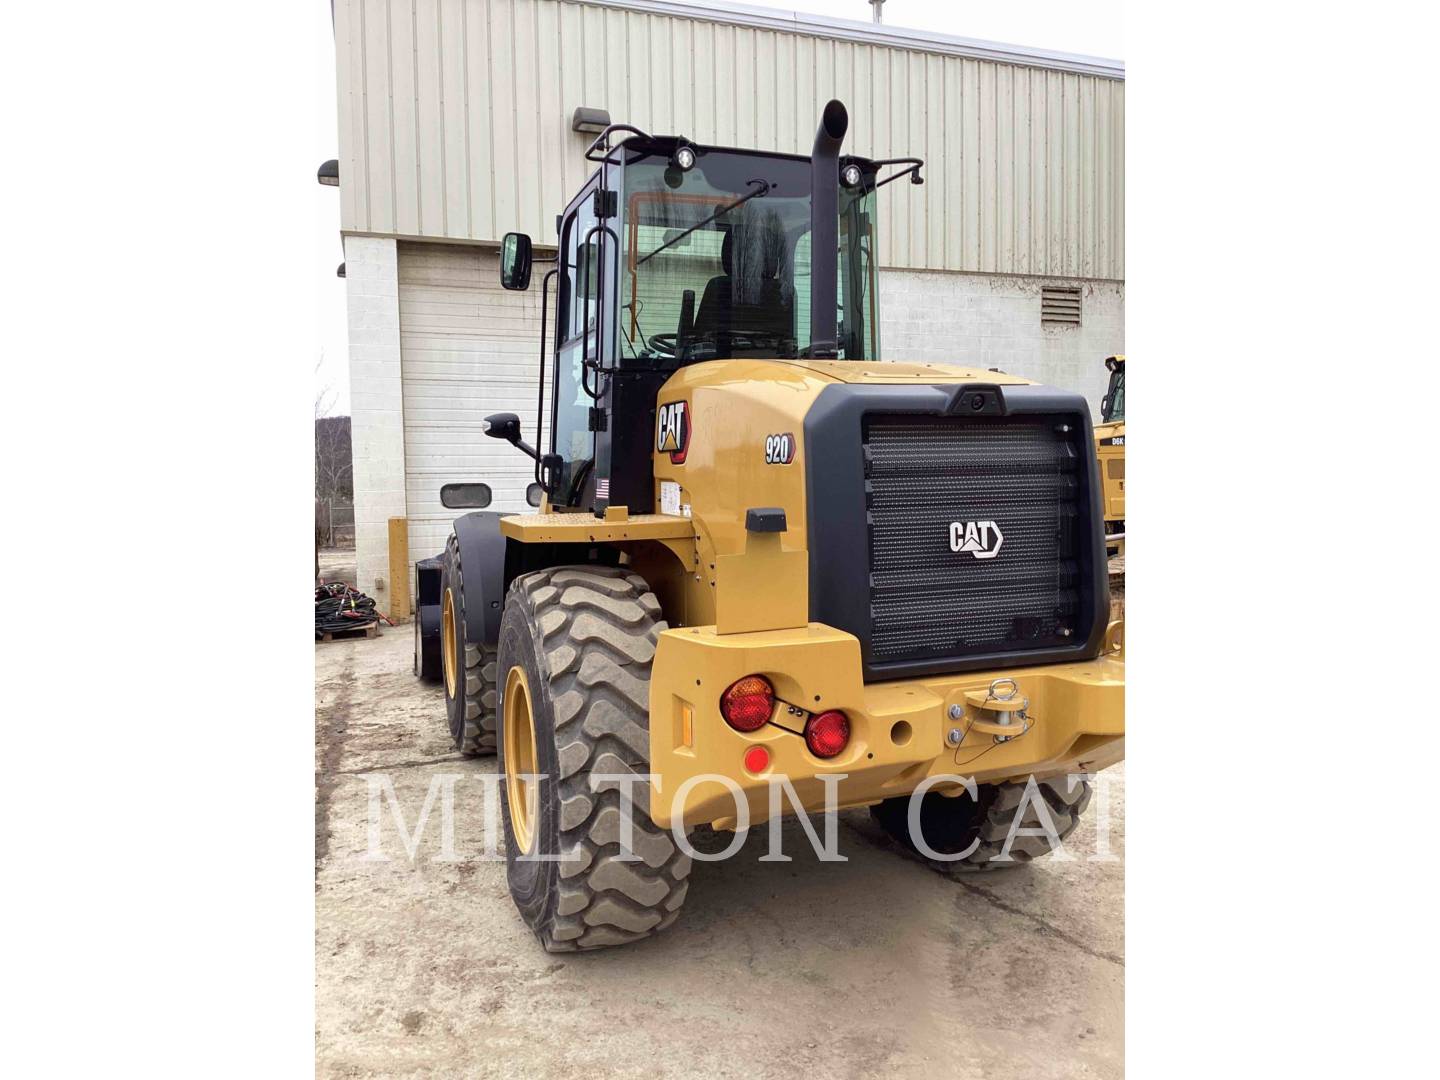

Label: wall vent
[1041,286,1082,326]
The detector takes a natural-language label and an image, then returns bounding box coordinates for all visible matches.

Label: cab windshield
[618,148,878,365]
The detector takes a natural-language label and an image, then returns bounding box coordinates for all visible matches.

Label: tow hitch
[945,677,1032,746]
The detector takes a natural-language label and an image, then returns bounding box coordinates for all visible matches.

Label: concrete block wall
[344,236,408,616]
[879,270,1125,417]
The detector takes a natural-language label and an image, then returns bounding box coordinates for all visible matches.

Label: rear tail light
[720,675,775,732]
[804,710,850,759]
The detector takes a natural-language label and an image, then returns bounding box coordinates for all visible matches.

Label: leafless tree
[315,357,353,550]
[315,416,353,504]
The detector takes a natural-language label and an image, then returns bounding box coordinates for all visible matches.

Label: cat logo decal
[656,401,691,464]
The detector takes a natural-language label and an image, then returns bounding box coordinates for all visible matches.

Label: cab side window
[560,191,599,344]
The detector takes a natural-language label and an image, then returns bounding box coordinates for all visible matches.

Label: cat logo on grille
[949,520,1004,559]
[656,401,691,464]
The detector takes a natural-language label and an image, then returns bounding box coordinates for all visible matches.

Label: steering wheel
[720,331,783,349]
[645,330,791,360]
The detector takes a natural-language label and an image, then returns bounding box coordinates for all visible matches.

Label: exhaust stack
[809,99,848,359]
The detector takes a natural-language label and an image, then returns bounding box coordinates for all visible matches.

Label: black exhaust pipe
[809,99,848,359]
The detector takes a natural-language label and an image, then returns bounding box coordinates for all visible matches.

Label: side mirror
[525,482,544,508]
[482,412,539,462]
[500,232,533,291]
[481,412,522,442]
[440,482,492,510]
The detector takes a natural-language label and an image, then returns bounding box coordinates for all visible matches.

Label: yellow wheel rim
[503,664,540,855]
[441,588,458,699]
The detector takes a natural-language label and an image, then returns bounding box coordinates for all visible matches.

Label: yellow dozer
[1095,355,1125,556]
[413,102,1125,951]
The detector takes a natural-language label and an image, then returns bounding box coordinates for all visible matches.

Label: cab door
[550,177,604,505]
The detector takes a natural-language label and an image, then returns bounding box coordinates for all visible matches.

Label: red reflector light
[743,746,770,774]
[804,711,850,759]
[720,675,775,732]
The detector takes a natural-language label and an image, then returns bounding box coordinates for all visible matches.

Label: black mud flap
[414,555,444,680]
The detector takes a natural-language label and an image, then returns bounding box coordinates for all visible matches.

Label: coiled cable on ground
[315,581,393,637]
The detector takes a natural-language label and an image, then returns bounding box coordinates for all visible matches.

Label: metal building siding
[397,243,548,560]
[335,0,1124,279]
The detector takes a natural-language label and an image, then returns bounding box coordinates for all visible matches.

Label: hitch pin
[960,678,1029,744]
[989,678,1016,742]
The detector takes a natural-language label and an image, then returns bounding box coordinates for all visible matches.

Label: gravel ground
[316,624,1124,1078]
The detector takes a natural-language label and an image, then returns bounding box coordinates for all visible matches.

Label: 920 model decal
[764,432,796,465]
[656,401,690,464]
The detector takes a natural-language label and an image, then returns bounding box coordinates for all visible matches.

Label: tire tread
[444,536,497,756]
[507,565,690,951]
[871,776,1092,874]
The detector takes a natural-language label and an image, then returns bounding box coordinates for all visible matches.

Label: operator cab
[611,146,880,365]
[495,103,923,516]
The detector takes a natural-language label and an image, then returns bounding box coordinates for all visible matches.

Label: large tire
[496,565,690,952]
[440,536,497,756]
[870,777,1092,873]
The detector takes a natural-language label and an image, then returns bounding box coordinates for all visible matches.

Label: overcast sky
[314,0,1124,415]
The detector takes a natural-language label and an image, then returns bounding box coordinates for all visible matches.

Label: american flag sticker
[595,478,609,499]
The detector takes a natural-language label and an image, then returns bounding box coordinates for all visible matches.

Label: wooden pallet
[316,621,381,643]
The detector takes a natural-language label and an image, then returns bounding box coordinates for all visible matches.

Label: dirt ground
[315,610,1124,1078]
[318,548,357,590]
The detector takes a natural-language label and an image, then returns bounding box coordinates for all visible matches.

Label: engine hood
[772,359,1035,385]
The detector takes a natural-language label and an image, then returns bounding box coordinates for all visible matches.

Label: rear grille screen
[864,414,1085,665]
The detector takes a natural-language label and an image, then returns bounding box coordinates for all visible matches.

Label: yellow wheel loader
[1095,355,1125,556]
[412,101,1125,952]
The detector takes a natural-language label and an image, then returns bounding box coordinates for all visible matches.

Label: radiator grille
[864,414,1085,665]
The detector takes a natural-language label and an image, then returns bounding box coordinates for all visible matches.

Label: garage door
[398,242,548,562]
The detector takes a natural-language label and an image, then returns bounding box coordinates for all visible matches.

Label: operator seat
[692,228,792,350]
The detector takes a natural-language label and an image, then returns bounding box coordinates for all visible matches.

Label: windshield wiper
[637,179,771,266]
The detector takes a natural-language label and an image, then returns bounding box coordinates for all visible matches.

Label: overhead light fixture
[571,107,611,134]
[317,159,339,186]
[841,163,863,188]
[336,262,346,278]
[674,145,696,171]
